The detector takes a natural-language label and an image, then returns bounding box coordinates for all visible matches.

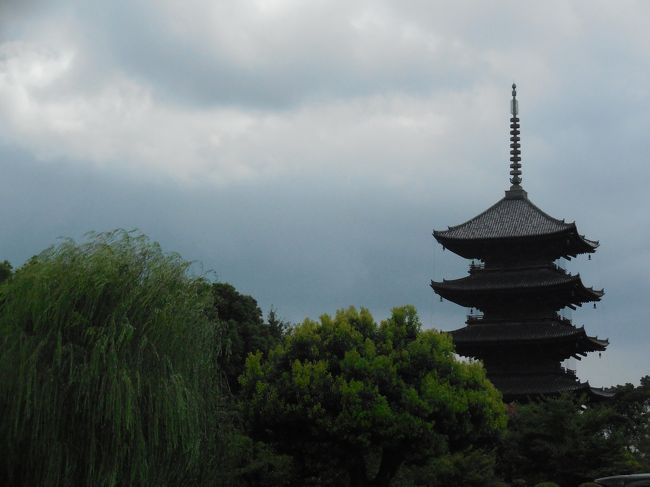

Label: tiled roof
[432,267,601,294]
[491,372,590,397]
[434,194,597,245]
[491,372,614,400]
[451,320,608,349]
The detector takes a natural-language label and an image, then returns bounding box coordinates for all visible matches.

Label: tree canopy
[2,229,650,487]
[0,231,221,486]
[0,260,12,284]
[240,305,507,486]
[211,282,287,391]
[497,394,642,486]
[609,376,650,470]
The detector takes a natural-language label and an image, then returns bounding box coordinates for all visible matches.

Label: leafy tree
[240,305,506,487]
[0,260,12,284]
[212,282,287,391]
[219,431,297,486]
[609,376,650,469]
[0,231,222,486]
[497,395,639,486]
[394,446,501,487]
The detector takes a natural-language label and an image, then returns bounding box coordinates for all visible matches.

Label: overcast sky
[1,0,649,386]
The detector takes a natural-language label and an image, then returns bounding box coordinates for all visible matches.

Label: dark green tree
[0,260,12,284]
[609,376,650,469]
[394,446,502,487]
[497,395,639,486]
[0,231,222,486]
[212,282,287,391]
[240,305,506,487]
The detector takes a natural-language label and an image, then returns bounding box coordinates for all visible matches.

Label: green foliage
[0,231,221,486]
[212,282,288,391]
[609,376,650,469]
[578,483,602,487]
[240,305,506,486]
[0,259,12,284]
[395,447,501,487]
[498,395,639,486]
[218,431,296,486]
[533,482,560,487]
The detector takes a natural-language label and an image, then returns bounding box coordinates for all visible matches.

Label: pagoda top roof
[434,191,598,247]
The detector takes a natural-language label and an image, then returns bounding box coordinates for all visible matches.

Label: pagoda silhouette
[431,85,609,401]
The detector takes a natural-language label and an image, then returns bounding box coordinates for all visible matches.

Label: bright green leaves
[240,305,507,485]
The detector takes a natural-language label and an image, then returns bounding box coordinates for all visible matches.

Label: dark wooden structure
[431,85,609,401]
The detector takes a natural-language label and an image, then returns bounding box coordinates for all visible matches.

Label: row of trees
[0,231,648,486]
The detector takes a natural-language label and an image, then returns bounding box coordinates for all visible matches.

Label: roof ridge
[437,196,507,234]
[523,196,574,226]
[437,195,574,234]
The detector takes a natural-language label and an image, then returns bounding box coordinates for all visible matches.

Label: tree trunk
[368,448,403,487]
[348,458,368,487]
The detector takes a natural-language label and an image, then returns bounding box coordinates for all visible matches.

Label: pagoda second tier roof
[450,319,608,357]
[433,191,598,258]
[431,267,603,309]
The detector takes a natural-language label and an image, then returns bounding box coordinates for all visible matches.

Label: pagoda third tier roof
[450,319,608,358]
[431,267,603,309]
[433,192,598,259]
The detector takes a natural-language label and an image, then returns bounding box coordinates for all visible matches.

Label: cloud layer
[1,0,650,386]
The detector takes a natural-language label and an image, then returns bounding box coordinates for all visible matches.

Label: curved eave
[491,372,592,398]
[433,224,572,241]
[500,381,614,401]
[580,234,599,251]
[431,272,602,296]
[590,387,616,400]
[431,273,603,309]
[434,224,599,260]
[450,322,606,345]
[585,336,609,350]
[489,372,612,401]
[451,323,608,361]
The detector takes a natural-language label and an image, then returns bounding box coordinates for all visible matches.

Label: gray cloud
[1,1,649,387]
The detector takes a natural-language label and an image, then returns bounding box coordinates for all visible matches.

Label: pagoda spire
[509,83,522,189]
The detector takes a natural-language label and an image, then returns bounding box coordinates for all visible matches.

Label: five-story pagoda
[431,85,609,402]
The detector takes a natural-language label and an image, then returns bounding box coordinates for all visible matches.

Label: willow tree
[0,231,221,486]
[240,306,507,487]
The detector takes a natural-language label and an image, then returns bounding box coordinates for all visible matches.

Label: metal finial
[509,83,522,188]
[510,83,518,116]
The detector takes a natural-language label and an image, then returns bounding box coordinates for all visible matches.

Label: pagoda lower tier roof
[433,192,598,260]
[450,320,608,358]
[489,370,613,401]
[431,267,603,309]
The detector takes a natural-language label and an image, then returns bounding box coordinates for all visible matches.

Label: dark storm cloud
[3,0,483,108]
[87,1,480,108]
[1,1,650,387]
